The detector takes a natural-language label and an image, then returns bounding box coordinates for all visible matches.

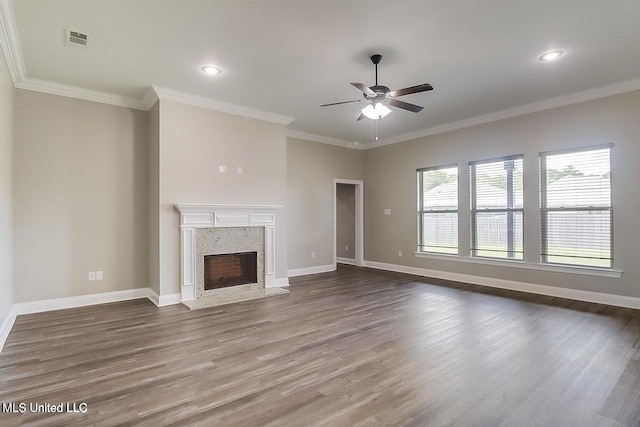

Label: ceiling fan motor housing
[365,85,390,102]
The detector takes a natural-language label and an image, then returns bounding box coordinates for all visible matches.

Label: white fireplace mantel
[175,203,282,301]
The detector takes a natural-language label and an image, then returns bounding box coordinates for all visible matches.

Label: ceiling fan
[321,54,434,121]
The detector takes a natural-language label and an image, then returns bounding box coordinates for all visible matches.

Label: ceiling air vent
[65,28,88,50]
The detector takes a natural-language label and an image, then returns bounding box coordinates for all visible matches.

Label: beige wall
[336,183,355,259]
[147,102,160,294]
[13,91,149,302]
[158,100,288,296]
[0,47,14,321]
[364,90,640,298]
[287,138,364,270]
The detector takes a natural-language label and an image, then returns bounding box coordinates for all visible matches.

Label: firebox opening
[204,252,258,290]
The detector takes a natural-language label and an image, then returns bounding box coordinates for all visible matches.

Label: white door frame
[333,179,364,268]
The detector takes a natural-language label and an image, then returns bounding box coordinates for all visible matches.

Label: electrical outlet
[311,251,315,258]
[88,272,96,281]
[398,250,403,257]
[345,245,349,251]
[96,270,104,280]
[218,164,227,173]
[384,209,391,215]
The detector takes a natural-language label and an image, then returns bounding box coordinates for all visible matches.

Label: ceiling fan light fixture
[361,102,391,120]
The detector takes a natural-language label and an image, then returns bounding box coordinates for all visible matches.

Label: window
[540,146,612,268]
[417,165,458,254]
[470,156,524,259]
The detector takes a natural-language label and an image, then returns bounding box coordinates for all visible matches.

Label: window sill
[413,252,622,278]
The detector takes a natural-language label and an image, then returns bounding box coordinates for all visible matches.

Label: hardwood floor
[1,264,639,426]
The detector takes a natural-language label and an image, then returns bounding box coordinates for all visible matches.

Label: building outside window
[540,146,612,268]
[470,155,524,260]
[417,165,458,254]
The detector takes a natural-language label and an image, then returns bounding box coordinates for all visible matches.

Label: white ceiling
[5,0,640,146]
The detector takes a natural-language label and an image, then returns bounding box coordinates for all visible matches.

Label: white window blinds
[470,156,524,259]
[417,165,458,254]
[540,146,612,267]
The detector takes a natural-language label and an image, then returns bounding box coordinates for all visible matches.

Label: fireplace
[175,203,288,308]
[204,252,258,290]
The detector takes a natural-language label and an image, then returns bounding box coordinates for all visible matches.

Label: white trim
[287,130,362,150]
[414,252,623,278]
[175,203,281,301]
[3,0,640,143]
[159,293,182,307]
[146,289,182,307]
[273,277,290,288]
[176,203,282,214]
[336,257,356,265]
[0,308,17,354]
[333,179,364,268]
[147,289,160,307]
[153,86,294,125]
[11,288,152,316]
[0,288,182,354]
[366,77,640,149]
[141,86,159,110]
[363,260,640,310]
[287,264,335,277]
[16,77,148,110]
[0,0,20,85]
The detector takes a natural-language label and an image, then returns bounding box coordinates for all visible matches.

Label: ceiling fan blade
[351,82,376,97]
[320,100,361,107]
[389,83,433,98]
[356,112,366,121]
[387,98,424,113]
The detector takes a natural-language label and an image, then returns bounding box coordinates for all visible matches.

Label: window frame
[469,154,524,260]
[417,164,459,255]
[539,144,613,268]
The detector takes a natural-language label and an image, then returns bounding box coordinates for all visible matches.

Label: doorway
[333,179,364,268]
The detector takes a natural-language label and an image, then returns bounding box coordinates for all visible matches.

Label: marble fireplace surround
[175,204,286,307]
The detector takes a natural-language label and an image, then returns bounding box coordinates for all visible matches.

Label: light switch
[218,164,227,173]
[237,166,243,175]
[96,270,104,280]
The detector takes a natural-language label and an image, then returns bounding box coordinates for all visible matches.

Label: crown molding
[153,86,294,126]
[0,0,22,85]
[2,0,640,140]
[286,129,363,150]
[368,77,640,149]
[141,85,159,110]
[16,77,148,110]
[0,0,149,110]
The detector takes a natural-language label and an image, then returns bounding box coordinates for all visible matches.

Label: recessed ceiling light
[539,50,564,62]
[202,65,222,75]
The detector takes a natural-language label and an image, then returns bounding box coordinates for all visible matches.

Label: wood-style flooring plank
[1,264,639,426]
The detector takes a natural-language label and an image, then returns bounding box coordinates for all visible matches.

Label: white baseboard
[0,309,17,355]
[336,257,356,265]
[363,260,640,310]
[159,293,181,307]
[146,289,182,307]
[1,288,153,355]
[11,288,152,316]
[271,278,290,288]
[287,264,335,278]
[146,289,160,306]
